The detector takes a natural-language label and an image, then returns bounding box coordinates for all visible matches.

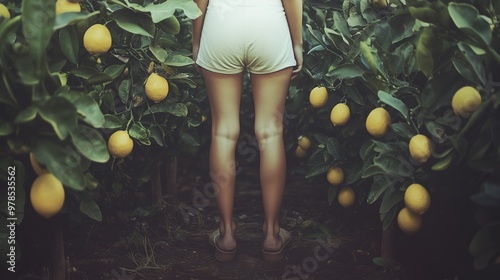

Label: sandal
[208,229,237,262]
[262,228,292,262]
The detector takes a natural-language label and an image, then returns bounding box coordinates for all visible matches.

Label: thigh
[251,68,293,134]
[202,69,244,131]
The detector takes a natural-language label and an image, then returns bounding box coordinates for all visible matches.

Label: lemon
[404,183,431,214]
[309,86,328,108]
[30,173,65,219]
[145,73,169,103]
[30,153,48,176]
[83,24,112,55]
[295,146,308,159]
[366,107,391,138]
[330,103,350,126]
[397,207,422,235]
[338,186,355,208]
[0,3,10,19]
[451,86,481,118]
[55,0,81,15]
[372,0,389,8]
[107,130,134,158]
[298,135,311,150]
[326,166,344,186]
[409,134,432,163]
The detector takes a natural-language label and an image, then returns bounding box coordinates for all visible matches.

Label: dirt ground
[8,167,499,280]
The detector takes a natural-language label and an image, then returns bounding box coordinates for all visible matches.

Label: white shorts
[196,0,297,74]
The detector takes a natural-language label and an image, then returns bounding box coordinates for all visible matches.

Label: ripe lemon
[326,166,344,186]
[298,135,311,150]
[145,73,169,103]
[0,3,10,19]
[372,0,389,8]
[366,107,391,138]
[330,103,350,126]
[338,186,355,208]
[107,130,134,158]
[409,134,432,163]
[397,207,422,235]
[295,146,308,159]
[83,24,112,55]
[404,183,431,214]
[30,173,65,219]
[29,153,48,176]
[55,0,81,15]
[309,86,328,108]
[451,86,481,118]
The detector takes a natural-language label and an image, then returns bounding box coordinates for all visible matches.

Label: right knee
[212,124,240,141]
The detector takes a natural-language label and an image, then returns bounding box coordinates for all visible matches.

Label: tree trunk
[50,215,66,280]
[165,156,178,195]
[381,221,395,260]
[151,163,164,204]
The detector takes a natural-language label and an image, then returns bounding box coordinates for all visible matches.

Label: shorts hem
[248,61,297,75]
[196,60,245,75]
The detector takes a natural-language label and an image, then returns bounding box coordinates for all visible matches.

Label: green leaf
[158,16,180,35]
[70,66,99,79]
[333,11,351,45]
[142,0,202,22]
[449,3,492,47]
[145,103,188,117]
[14,106,38,123]
[150,45,169,63]
[431,153,453,171]
[469,225,500,270]
[59,26,79,64]
[0,118,14,136]
[378,91,409,119]
[390,123,415,139]
[367,176,391,204]
[79,192,102,221]
[165,54,194,67]
[103,114,123,129]
[328,186,338,206]
[32,139,85,190]
[104,64,126,80]
[70,125,110,163]
[305,161,332,179]
[84,172,100,190]
[22,0,55,71]
[110,9,155,37]
[38,96,78,140]
[118,79,130,105]
[326,64,367,80]
[53,11,100,30]
[59,89,105,128]
[87,73,113,85]
[179,127,200,147]
[379,189,403,214]
[326,137,341,160]
[457,42,486,87]
[129,123,151,145]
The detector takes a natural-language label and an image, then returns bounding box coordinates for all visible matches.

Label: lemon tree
[291,0,500,270]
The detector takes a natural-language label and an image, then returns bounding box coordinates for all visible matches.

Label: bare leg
[202,69,244,252]
[250,67,292,252]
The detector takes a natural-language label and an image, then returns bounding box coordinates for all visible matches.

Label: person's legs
[250,67,292,252]
[202,69,244,252]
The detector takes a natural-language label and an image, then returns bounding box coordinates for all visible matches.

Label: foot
[216,221,237,252]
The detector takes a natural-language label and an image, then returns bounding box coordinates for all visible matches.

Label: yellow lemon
[397,207,422,235]
[372,0,389,8]
[55,0,81,15]
[338,186,355,208]
[404,183,431,215]
[309,86,328,108]
[145,73,169,103]
[295,146,308,159]
[0,3,10,19]
[451,86,481,118]
[326,166,344,186]
[298,135,311,150]
[366,107,391,138]
[30,173,65,219]
[409,134,432,163]
[107,130,134,158]
[83,24,112,55]
[330,103,351,126]
[29,153,48,176]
